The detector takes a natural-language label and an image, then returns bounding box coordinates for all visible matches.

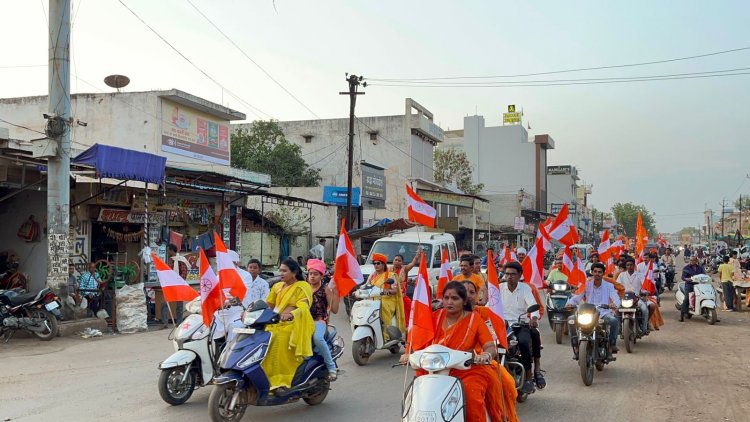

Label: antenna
[103,74,130,92]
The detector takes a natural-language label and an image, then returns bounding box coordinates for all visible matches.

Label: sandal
[327,371,338,382]
[533,370,546,389]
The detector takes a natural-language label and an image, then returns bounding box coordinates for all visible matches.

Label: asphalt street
[2,261,749,421]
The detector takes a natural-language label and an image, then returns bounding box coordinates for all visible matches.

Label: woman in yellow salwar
[262,259,315,390]
[367,253,406,341]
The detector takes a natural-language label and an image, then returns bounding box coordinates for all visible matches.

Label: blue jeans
[313,320,336,372]
[637,300,649,332]
[722,281,736,310]
[603,314,619,347]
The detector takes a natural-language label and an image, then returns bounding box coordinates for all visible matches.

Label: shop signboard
[98,208,166,225]
[547,165,572,175]
[322,186,360,206]
[514,216,525,231]
[362,164,386,209]
[161,99,230,165]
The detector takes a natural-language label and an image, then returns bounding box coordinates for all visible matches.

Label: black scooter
[545,280,574,344]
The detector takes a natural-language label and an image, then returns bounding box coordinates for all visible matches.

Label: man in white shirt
[309,239,326,261]
[500,261,542,394]
[615,257,650,334]
[244,258,270,306]
[567,263,621,355]
[637,251,662,301]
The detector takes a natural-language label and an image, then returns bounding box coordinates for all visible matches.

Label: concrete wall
[0,190,48,290]
[547,173,577,206]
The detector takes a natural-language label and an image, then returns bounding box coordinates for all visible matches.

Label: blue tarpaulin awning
[73,144,166,186]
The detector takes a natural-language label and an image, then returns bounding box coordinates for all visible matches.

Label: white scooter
[401,344,490,422]
[350,280,403,365]
[675,274,718,325]
[158,298,218,405]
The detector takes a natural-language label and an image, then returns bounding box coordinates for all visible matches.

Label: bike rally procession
[2,2,750,422]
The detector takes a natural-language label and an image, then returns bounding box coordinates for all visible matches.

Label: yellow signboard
[507,105,516,113]
[503,112,521,124]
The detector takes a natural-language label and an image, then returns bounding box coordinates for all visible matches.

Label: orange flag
[332,220,364,297]
[436,247,452,299]
[407,252,435,352]
[152,254,198,303]
[213,232,247,301]
[199,248,223,328]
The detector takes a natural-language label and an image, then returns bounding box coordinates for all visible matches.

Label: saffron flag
[635,213,648,256]
[406,184,437,228]
[436,247,452,299]
[510,247,518,263]
[332,221,364,297]
[152,254,198,303]
[407,252,435,352]
[642,261,657,296]
[570,251,588,292]
[521,224,551,288]
[199,248,223,328]
[548,203,580,246]
[213,232,247,301]
[561,246,575,277]
[486,250,505,320]
[499,245,511,266]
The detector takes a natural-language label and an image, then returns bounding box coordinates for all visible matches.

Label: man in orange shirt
[454,255,487,304]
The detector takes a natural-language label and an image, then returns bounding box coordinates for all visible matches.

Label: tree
[433,148,484,195]
[734,196,750,210]
[679,227,700,236]
[231,121,321,187]
[611,202,657,238]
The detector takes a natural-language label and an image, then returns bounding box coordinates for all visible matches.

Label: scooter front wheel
[208,383,248,422]
[707,308,717,325]
[352,338,371,366]
[158,367,196,405]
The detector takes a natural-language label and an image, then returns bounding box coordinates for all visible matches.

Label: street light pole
[339,74,365,231]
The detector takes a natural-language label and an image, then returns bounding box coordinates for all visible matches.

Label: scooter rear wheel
[158,367,196,405]
[303,379,330,405]
[208,383,247,422]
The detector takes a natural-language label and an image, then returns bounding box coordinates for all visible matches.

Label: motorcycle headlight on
[621,298,634,308]
[242,309,264,326]
[577,313,594,326]
[419,352,449,371]
[553,283,568,292]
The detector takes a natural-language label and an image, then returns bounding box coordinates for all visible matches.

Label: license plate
[497,347,507,354]
[45,302,59,311]
[619,309,635,312]
[233,328,255,335]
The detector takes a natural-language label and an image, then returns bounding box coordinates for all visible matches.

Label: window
[367,130,379,144]
[302,135,313,143]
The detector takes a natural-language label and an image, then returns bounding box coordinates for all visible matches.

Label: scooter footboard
[403,375,466,422]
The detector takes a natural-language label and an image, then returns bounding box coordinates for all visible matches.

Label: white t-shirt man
[499,281,540,323]
[616,270,643,293]
[238,267,269,307]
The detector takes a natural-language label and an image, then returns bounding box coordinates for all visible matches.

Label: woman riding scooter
[262,259,315,390]
[367,253,406,342]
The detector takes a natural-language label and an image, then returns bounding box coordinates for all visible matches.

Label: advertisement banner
[161,99,230,165]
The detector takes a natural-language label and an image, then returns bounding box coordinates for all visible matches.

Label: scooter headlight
[553,283,568,292]
[577,313,594,326]
[184,298,201,314]
[191,325,210,340]
[419,352,449,371]
[367,309,380,324]
[441,380,462,420]
[242,309,263,326]
[621,298,634,308]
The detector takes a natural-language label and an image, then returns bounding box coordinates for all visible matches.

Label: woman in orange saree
[430,281,504,422]
[462,281,519,422]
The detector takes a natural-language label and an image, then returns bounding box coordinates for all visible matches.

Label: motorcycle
[158,298,219,405]
[619,291,648,353]
[504,304,541,403]
[569,303,615,386]
[401,344,490,422]
[350,279,403,365]
[545,280,574,344]
[0,287,61,341]
[664,265,676,291]
[675,274,718,324]
[208,300,344,422]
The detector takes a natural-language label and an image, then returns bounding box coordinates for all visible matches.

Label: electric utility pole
[721,198,727,239]
[339,74,365,231]
[46,0,71,288]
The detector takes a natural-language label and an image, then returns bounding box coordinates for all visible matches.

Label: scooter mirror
[386,278,396,285]
[526,304,540,313]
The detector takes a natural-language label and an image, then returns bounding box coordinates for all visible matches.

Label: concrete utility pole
[339,74,365,231]
[46,0,71,288]
[721,198,727,239]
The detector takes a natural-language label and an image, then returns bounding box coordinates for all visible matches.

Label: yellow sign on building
[503,112,521,125]
[507,104,516,113]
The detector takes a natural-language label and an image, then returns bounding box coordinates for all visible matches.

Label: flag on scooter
[151,254,198,303]
[213,232,247,302]
[485,251,509,350]
[332,220,364,297]
[642,261,657,296]
[407,252,434,352]
[405,184,436,228]
[571,251,588,293]
[548,203,580,246]
[521,224,550,288]
[199,248,223,328]
[436,247,453,299]
[561,246,575,276]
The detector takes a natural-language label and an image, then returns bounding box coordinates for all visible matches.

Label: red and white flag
[510,247,518,263]
[213,232,247,302]
[598,230,612,260]
[406,184,436,228]
[407,252,435,352]
[199,248,223,328]
[570,251,588,292]
[642,261,657,296]
[499,245,510,266]
[436,247,452,299]
[561,246,575,276]
[486,251,505,320]
[152,254,198,303]
[521,225,551,288]
[548,203,580,246]
[332,221,364,297]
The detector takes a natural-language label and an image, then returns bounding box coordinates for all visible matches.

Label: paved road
[2,264,750,421]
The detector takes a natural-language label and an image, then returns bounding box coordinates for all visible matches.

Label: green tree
[679,227,700,236]
[433,148,484,195]
[611,202,657,238]
[231,121,321,187]
[734,196,750,210]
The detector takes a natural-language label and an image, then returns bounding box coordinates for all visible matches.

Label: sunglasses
[374,262,385,266]
[505,272,519,276]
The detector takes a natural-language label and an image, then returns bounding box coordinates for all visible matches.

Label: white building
[547,165,594,240]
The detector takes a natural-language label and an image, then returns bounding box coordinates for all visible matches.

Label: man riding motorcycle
[567,263,621,358]
[680,256,706,322]
[615,257,652,334]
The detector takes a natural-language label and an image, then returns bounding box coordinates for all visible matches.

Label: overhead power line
[117,0,271,119]
[0,117,47,136]
[370,71,750,88]
[369,45,750,81]
[186,0,320,119]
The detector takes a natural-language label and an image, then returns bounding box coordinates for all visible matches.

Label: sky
[1,0,750,233]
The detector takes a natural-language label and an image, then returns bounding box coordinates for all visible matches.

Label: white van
[360,232,459,295]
